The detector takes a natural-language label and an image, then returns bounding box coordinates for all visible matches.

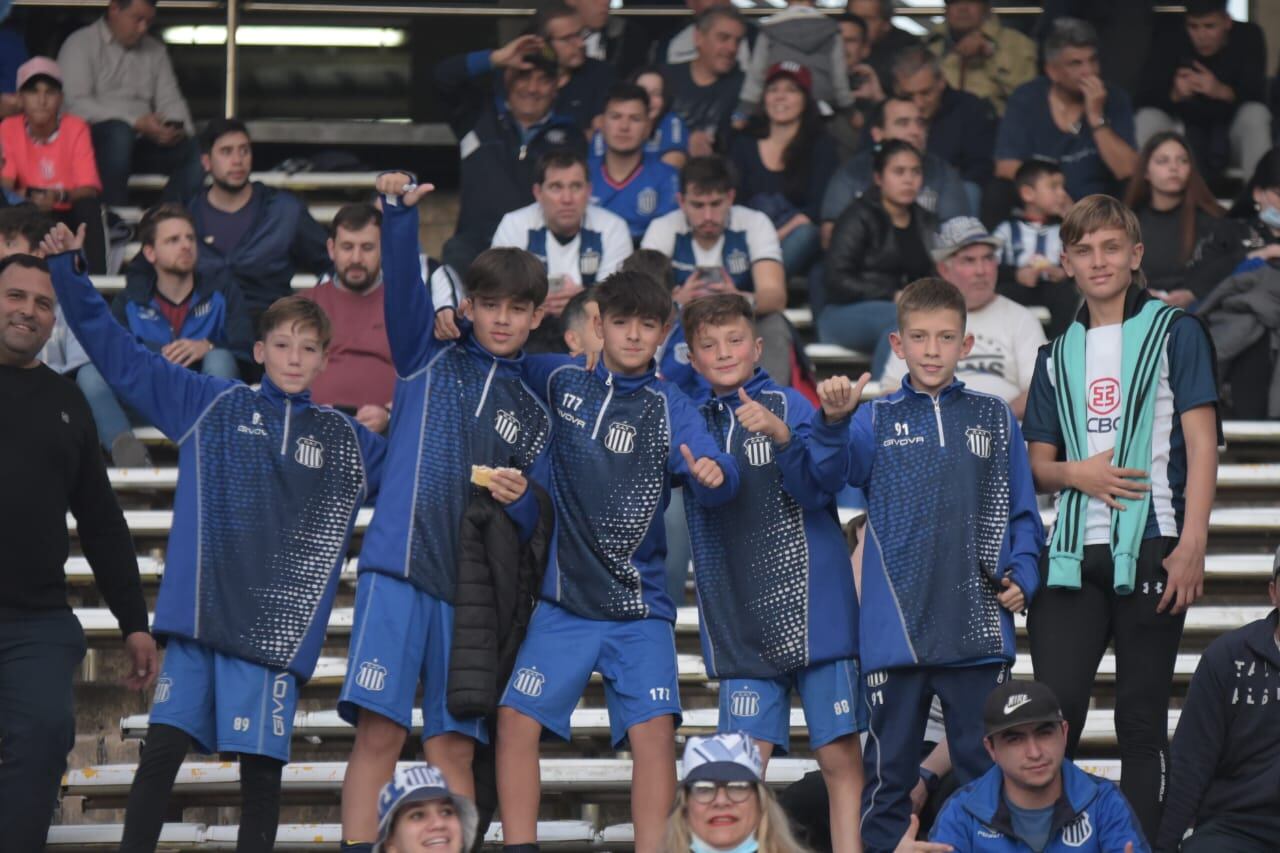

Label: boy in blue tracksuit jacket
[496,271,739,853]
[927,679,1150,853]
[42,226,385,853]
[680,293,865,853]
[809,277,1044,853]
[338,176,554,850]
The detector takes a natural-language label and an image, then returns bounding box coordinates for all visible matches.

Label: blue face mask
[1260,204,1280,230]
[691,834,759,853]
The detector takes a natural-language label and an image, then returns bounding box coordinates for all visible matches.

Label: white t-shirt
[881,295,1047,403]
[491,202,633,286]
[1081,324,1178,544]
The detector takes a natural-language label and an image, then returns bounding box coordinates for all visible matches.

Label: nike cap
[983,679,1064,738]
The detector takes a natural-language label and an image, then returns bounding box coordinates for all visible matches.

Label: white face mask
[1260,204,1280,230]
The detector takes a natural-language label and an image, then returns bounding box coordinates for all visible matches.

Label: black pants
[89,120,205,207]
[1179,812,1280,853]
[55,198,108,274]
[1224,335,1271,420]
[1028,537,1184,842]
[0,609,86,852]
[996,275,1080,340]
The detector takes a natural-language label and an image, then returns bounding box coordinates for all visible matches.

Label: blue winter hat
[682,733,765,785]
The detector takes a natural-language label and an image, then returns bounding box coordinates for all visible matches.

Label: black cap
[983,680,1064,738]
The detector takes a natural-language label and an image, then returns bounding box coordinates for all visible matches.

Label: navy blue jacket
[190,183,331,316]
[113,255,253,360]
[932,760,1151,852]
[49,252,385,681]
[434,50,587,271]
[926,86,997,186]
[356,195,552,604]
[522,356,740,622]
[685,369,857,679]
[1156,609,1280,851]
[809,377,1043,672]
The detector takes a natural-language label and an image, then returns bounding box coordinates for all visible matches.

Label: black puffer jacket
[825,191,937,305]
[448,485,555,719]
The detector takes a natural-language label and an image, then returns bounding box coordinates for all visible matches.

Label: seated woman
[1123,131,1242,308]
[820,139,936,377]
[663,733,809,853]
[728,62,838,279]
[0,57,108,273]
[373,763,478,853]
[590,67,690,170]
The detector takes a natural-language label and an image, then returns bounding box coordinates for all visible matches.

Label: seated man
[820,96,971,248]
[917,680,1150,852]
[81,203,250,467]
[1154,555,1280,853]
[189,118,330,330]
[641,155,790,384]
[880,217,1045,420]
[832,12,888,161]
[434,33,586,274]
[489,149,632,350]
[995,17,1137,201]
[847,0,919,94]
[589,83,680,243]
[537,3,615,131]
[922,0,1037,116]
[892,46,997,213]
[301,203,398,434]
[57,0,203,206]
[1136,0,1270,186]
[0,58,108,273]
[661,6,748,158]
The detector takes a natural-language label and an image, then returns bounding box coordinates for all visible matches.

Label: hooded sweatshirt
[737,5,853,115]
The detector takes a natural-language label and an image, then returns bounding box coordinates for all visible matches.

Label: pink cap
[16,57,62,91]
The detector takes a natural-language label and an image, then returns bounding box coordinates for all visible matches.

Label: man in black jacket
[435,35,588,275]
[0,251,156,851]
[1155,554,1280,852]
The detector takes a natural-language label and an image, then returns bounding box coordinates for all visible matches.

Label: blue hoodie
[355,195,552,604]
[931,760,1151,852]
[522,355,740,622]
[48,252,385,681]
[685,368,857,679]
[809,377,1043,672]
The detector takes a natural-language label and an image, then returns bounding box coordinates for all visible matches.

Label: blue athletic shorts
[499,602,682,748]
[717,657,866,754]
[148,637,299,763]
[338,572,487,744]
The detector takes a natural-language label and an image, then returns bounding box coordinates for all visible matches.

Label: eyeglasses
[687,780,756,804]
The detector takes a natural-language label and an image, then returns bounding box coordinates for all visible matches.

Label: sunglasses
[687,780,756,804]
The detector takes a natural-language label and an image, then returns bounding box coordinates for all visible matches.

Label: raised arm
[43,233,233,441]
[377,174,442,375]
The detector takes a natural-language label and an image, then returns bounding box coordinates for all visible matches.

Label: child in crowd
[495,271,739,853]
[682,293,865,853]
[1023,194,1220,841]
[810,277,1044,853]
[338,174,553,852]
[994,158,1075,337]
[40,223,386,853]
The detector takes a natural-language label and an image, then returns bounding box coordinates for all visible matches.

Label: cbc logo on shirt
[1087,377,1121,434]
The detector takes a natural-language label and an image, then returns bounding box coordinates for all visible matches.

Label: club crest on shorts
[743,434,773,467]
[1061,812,1093,847]
[580,248,601,277]
[495,409,522,444]
[355,660,387,692]
[730,689,761,718]
[604,421,636,454]
[294,436,324,469]
[153,676,172,704]
[965,426,992,459]
[513,667,545,697]
[637,187,658,216]
[726,249,749,277]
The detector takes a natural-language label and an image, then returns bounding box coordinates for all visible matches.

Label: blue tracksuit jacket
[355,195,552,603]
[809,377,1043,672]
[112,255,253,360]
[931,760,1151,852]
[522,356,740,622]
[685,369,858,679]
[48,252,385,681]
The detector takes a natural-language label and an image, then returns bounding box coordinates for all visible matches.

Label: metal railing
[17,1,1192,118]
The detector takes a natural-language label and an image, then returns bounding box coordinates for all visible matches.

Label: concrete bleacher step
[66,507,374,537]
[115,205,343,229]
[47,820,605,850]
[127,172,381,192]
[784,305,1052,333]
[832,504,1280,535]
[74,603,1272,645]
